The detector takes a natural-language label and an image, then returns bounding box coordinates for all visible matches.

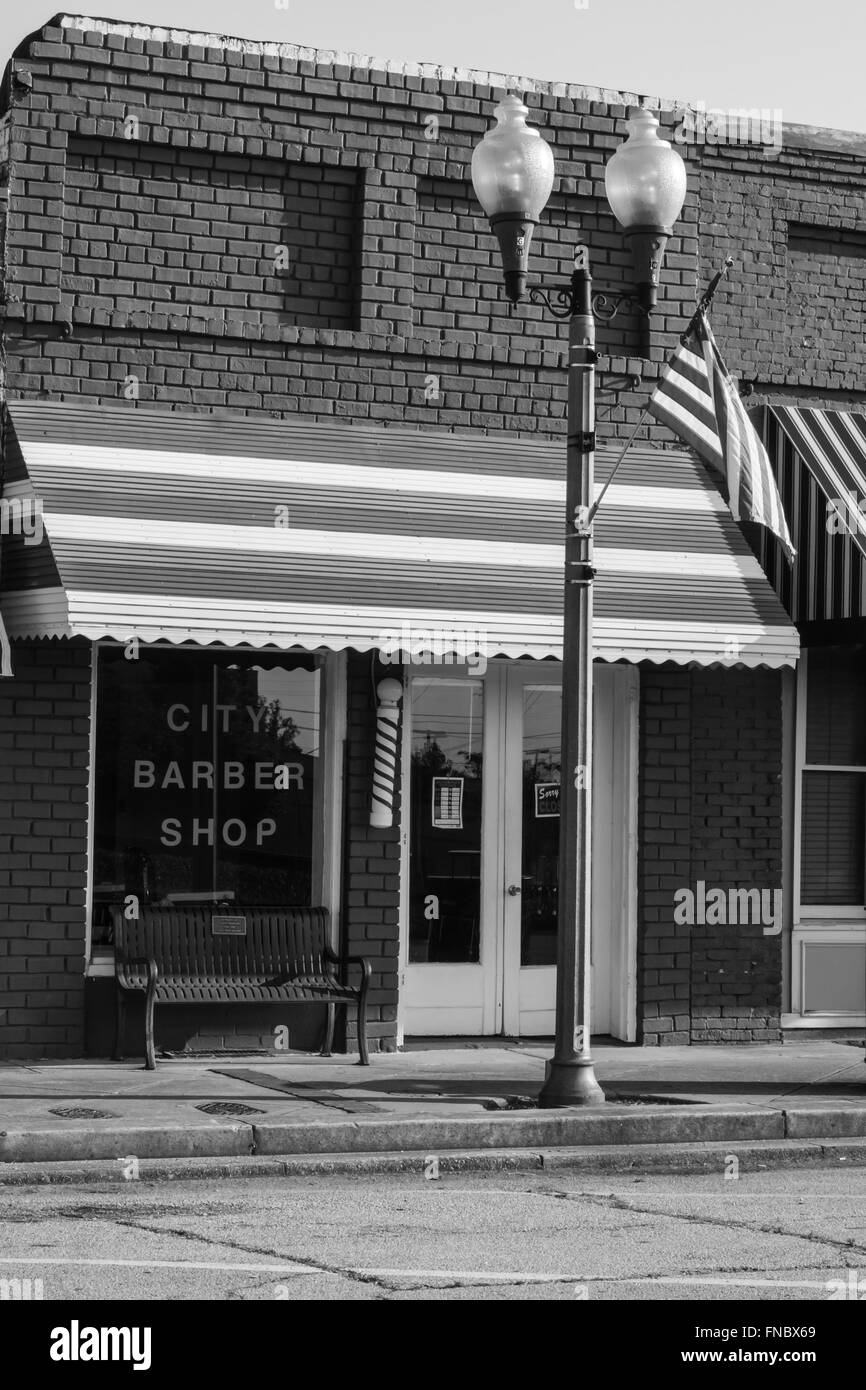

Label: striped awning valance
[756,405,866,624]
[0,401,799,668]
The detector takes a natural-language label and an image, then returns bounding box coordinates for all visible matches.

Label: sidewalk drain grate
[48,1106,120,1120]
[196,1101,264,1117]
[486,1093,704,1111]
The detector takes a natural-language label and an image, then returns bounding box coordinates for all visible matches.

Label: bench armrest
[323,946,371,980]
[116,955,159,990]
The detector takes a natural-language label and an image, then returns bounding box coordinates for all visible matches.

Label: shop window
[92,647,324,939]
[801,771,866,904]
[799,646,866,907]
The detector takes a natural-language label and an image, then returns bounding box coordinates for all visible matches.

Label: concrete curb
[784,1108,866,1138]
[3,1106,866,1166]
[0,1105,792,1163]
[252,1107,787,1154]
[0,1123,255,1164]
[1,1136,866,1184]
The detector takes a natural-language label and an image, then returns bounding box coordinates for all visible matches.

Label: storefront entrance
[399,662,638,1040]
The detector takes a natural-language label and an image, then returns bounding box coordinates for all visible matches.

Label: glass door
[400,662,636,1039]
[402,674,499,1034]
[501,671,561,1034]
[500,663,632,1037]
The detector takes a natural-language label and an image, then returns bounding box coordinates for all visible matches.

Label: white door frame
[784,650,866,1027]
[396,660,639,1042]
[397,669,499,1038]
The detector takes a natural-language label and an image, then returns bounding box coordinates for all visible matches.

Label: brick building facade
[0,15,861,1060]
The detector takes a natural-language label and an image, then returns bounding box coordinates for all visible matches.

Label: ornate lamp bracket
[528,284,576,318]
[591,288,646,321]
[528,282,644,395]
[529,282,647,321]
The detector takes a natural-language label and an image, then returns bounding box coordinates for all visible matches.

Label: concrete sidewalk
[1,1040,865,1169]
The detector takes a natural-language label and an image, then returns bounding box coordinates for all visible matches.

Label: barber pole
[370,677,403,828]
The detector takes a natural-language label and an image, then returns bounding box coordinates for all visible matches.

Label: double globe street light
[471,97,687,1106]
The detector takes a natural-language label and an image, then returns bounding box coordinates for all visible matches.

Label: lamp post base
[537,1056,606,1108]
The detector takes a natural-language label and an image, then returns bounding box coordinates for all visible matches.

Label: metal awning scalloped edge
[0,401,800,670]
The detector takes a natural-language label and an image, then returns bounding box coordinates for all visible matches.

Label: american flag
[648,311,795,563]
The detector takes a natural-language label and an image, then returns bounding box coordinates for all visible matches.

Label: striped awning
[0,601,11,676]
[0,401,799,668]
[757,406,866,624]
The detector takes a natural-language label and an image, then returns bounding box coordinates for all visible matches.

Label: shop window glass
[92,647,322,936]
[805,646,866,765]
[520,686,561,967]
[800,646,866,908]
[409,679,483,963]
[801,771,866,905]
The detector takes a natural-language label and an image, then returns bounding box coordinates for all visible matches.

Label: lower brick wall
[638,665,784,1044]
[0,639,91,1058]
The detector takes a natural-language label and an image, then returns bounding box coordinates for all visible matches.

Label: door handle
[507,884,521,896]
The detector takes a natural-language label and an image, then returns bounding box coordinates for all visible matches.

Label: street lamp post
[472,98,686,1106]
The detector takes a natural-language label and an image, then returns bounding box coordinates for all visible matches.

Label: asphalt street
[1,1165,866,1301]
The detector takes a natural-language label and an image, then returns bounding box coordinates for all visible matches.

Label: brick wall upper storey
[0,15,864,438]
[698,133,866,405]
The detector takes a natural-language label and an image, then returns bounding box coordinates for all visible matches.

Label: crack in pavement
[566,1190,866,1258]
[1,1204,208,1222]
[9,1185,864,1295]
[39,1204,856,1294]
[12,1204,701,1294]
[86,1212,401,1293]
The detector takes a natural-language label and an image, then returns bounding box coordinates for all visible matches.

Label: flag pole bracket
[681,255,735,343]
[596,370,642,397]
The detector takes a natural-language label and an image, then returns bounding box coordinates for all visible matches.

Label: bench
[110,905,371,1070]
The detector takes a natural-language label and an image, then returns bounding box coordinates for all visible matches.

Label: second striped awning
[756,405,866,624]
[0,401,799,668]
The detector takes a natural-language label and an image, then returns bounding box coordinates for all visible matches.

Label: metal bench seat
[142,981,361,1002]
[111,904,371,1069]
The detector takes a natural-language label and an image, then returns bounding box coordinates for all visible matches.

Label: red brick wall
[698,138,866,407]
[343,653,401,1053]
[638,666,784,1044]
[2,21,865,426]
[0,640,90,1057]
[61,140,361,328]
[0,19,701,438]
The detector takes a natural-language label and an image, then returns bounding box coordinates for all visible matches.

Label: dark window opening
[92,646,324,941]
